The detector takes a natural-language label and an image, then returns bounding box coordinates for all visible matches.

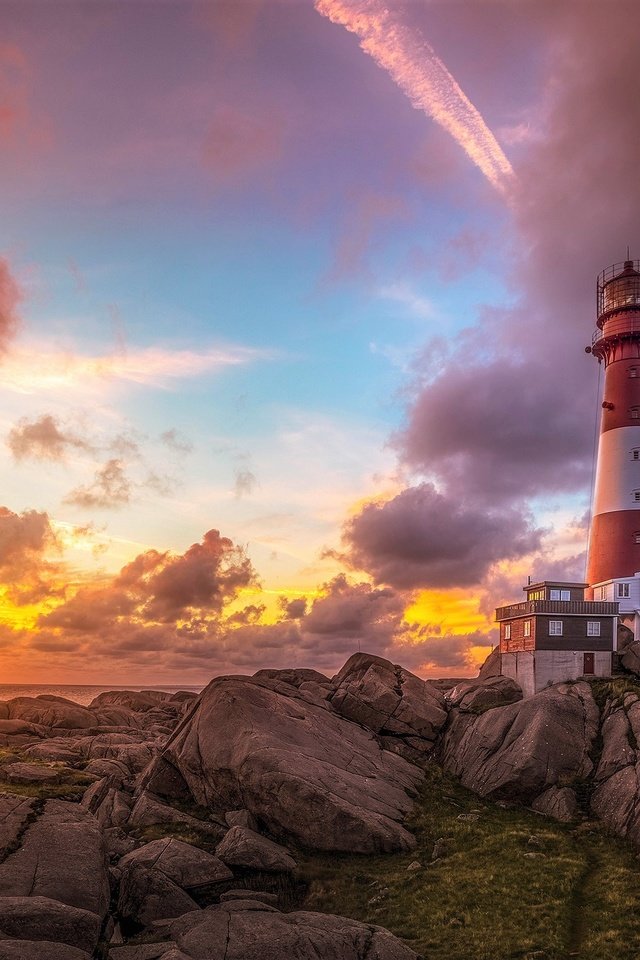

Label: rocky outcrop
[440,681,599,802]
[117,861,198,930]
[445,675,522,713]
[120,839,233,890]
[330,653,447,762]
[0,897,103,954]
[161,901,421,960]
[156,674,423,854]
[590,690,640,843]
[620,641,640,676]
[215,825,296,872]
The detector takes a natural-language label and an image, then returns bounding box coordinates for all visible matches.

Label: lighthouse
[587,260,640,609]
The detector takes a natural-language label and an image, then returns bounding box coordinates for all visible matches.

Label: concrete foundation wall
[501,650,612,698]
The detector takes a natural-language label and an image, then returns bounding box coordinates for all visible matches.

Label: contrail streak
[314,0,514,193]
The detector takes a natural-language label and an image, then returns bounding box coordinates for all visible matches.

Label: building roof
[523,581,588,592]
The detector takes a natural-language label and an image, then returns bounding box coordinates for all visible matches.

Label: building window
[529,589,543,600]
[549,620,563,636]
[523,620,531,637]
[630,367,638,378]
[618,583,630,598]
[550,589,570,600]
[587,621,601,637]
[504,624,511,640]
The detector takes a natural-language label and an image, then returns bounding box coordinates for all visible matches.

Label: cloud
[234,467,257,499]
[64,459,131,510]
[1,341,274,394]
[7,414,91,462]
[397,359,591,505]
[39,529,258,645]
[341,483,542,590]
[160,429,193,455]
[0,506,60,605]
[314,0,514,192]
[0,258,22,353]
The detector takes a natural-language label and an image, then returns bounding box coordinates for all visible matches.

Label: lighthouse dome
[599,259,640,321]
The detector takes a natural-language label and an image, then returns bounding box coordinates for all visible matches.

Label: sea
[0,684,204,707]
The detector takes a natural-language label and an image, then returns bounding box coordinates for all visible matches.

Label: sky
[0,0,639,684]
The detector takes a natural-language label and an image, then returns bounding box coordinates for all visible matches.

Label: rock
[24,741,84,764]
[0,762,62,785]
[168,901,421,959]
[219,889,279,905]
[431,837,450,860]
[0,896,102,953]
[446,675,522,713]
[0,719,47,743]
[478,645,501,679]
[215,825,296,872]
[330,653,447,750]
[0,942,90,959]
[531,786,579,822]
[406,860,422,872]
[440,681,599,801]
[120,838,233,889]
[117,861,199,929]
[0,796,37,858]
[252,668,330,688]
[0,800,110,919]
[81,778,133,829]
[109,945,177,960]
[6,697,95,730]
[591,694,640,843]
[83,758,131,784]
[160,675,422,853]
[128,793,224,839]
[89,691,169,712]
[224,809,259,831]
[621,641,640,676]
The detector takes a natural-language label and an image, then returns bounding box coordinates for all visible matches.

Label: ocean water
[0,684,203,707]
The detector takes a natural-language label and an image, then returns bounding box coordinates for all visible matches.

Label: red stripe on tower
[588,260,640,587]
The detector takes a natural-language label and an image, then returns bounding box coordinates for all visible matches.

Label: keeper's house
[495,580,618,698]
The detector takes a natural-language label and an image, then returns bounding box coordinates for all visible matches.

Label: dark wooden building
[495,580,618,697]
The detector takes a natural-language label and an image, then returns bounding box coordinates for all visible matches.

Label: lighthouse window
[618,583,630,598]
[635,491,640,501]
[633,450,640,460]
[587,621,601,637]
[635,532,640,544]
[549,621,563,636]
[631,367,639,378]
[632,407,640,419]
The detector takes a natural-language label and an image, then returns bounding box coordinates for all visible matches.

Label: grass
[295,765,640,960]
[0,747,96,801]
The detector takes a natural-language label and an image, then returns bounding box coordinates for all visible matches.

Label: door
[583,652,595,675]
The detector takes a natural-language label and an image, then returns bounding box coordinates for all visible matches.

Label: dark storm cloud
[397,360,591,503]
[341,484,542,590]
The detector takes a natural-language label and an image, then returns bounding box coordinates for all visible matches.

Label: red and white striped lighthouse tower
[588,259,640,587]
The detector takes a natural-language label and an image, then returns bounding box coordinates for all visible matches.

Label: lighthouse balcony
[592,316,640,347]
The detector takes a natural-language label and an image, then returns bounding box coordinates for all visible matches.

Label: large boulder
[117,861,199,929]
[0,942,90,959]
[6,697,95,730]
[215,826,296,872]
[120,838,233,890]
[440,681,599,802]
[0,800,110,920]
[620,641,640,676]
[591,691,640,843]
[0,897,102,953]
[159,675,422,853]
[330,653,447,754]
[165,901,420,959]
[445,675,522,713]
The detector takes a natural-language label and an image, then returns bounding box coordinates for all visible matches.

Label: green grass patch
[296,765,640,960]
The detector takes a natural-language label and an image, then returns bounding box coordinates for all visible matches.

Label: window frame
[549,620,563,636]
[587,621,601,637]
[618,582,631,598]
[523,620,531,638]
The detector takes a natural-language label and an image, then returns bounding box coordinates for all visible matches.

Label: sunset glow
[0,1,636,682]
